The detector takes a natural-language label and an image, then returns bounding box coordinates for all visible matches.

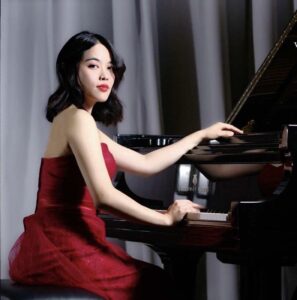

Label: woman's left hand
[199,122,243,141]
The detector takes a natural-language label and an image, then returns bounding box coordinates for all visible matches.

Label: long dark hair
[46,31,126,125]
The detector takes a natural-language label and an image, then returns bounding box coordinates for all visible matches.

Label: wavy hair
[46,31,126,125]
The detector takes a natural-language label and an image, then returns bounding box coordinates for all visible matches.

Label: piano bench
[0,279,104,300]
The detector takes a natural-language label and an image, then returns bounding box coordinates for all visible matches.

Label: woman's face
[78,43,115,110]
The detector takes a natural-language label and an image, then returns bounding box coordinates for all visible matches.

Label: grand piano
[101,11,297,300]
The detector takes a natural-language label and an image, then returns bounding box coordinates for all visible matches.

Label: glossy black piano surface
[102,10,297,300]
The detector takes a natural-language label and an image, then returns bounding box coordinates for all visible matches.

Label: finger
[186,206,200,214]
[223,124,243,134]
[222,131,235,137]
[191,202,204,209]
[175,200,203,209]
[182,203,201,213]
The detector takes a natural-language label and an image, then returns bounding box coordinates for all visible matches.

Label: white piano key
[186,211,228,222]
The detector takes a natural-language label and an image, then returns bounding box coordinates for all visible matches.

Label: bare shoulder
[60,106,97,134]
[63,105,94,123]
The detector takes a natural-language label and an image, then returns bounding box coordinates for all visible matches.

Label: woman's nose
[99,69,108,80]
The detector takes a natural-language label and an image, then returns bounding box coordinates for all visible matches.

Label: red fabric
[9,143,175,300]
[257,164,285,197]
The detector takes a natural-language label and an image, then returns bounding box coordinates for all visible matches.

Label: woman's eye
[88,64,99,69]
[107,65,114,71]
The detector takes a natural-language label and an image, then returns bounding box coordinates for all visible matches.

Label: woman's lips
[97,84,109,92]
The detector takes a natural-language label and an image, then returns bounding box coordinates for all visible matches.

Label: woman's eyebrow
[84,57,100,62]
[84,57,112,64]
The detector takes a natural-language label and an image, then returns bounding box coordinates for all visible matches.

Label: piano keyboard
[156,210,229,222]
[186,212,228,222]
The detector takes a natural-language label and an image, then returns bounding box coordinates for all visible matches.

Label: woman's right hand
[163,200,202,226]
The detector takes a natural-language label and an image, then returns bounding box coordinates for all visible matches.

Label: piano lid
[227,11,297,133]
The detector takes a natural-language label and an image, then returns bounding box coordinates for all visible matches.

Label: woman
[8,31,242,300]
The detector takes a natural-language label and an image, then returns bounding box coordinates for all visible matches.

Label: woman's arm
[99,122,243,176]
[66,109,200,226]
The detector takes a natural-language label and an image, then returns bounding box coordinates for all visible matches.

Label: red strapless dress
[9,143,175,300]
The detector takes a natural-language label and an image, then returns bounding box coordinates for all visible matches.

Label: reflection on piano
[101,11,297,300]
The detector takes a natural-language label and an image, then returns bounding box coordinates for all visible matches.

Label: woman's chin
[95,98,109,104]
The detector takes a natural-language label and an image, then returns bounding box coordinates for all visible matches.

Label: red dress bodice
[36,143,116,212]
